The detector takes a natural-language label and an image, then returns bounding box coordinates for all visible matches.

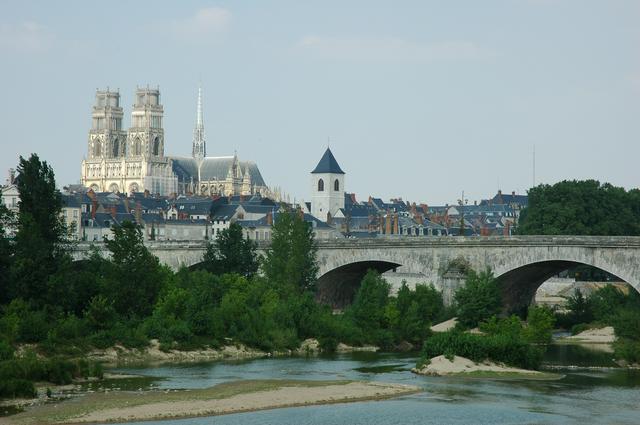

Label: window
[133,138,141,156]
[334,179,339,191]
[153,137,160,156]
[94,141,101,157]
[318,179,324,192]
[112,139,119,157]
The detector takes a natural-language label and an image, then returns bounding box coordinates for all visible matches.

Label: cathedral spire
[192,84,206,159]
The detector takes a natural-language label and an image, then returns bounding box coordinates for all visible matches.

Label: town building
[310,148,345,222]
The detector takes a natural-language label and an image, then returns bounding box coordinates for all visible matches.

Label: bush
[0,338,14,361]
[524,306,555,344]
[570,323,592,336]
[419,330,543,370]
[0,379,36,398]
[18,309,50,343]
[454,268,502,328]
[614,339,640,364]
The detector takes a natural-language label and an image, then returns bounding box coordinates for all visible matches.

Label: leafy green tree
[0,204,13,305]
[9,154,67,304]
[262,210,318,293]
[589,285,627,323]
[103,221,168,318]
[524,306,555,344]
[202,222,259,277]
[518,180,640,236]
[454,268,502,328]
[565,288,594,325]
[345,270,393,346]
[479,315,523,339]
[391,282,444,345]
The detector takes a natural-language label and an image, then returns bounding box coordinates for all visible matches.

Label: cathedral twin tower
[81,86,267,197]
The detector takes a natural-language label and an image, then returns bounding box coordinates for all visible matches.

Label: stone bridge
[71,236,640,311]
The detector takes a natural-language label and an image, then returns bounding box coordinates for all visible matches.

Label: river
[85,344,640,425]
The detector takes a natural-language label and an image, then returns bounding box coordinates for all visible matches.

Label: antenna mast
[532,144,536,188]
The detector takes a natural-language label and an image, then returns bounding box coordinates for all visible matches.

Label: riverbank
[412,355,562,380]
[84,339,379,366]
[3,379,421,425]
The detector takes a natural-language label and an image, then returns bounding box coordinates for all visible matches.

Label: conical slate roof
[311,148,345,174]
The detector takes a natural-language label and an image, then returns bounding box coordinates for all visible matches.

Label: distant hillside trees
[518,180,640,236]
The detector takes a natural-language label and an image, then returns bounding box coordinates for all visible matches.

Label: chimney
[110,205,117,219]
[385,212,391,234]
[8,168,15,185]
[368,196,373,205]
[144,189,150,198]
[350,193,357,204]
[135,201,142,223]
[266,211,273,226]
[91,197,97,220]
[498,190,502,195]
[393,213,399,234]
[512,191,516,196]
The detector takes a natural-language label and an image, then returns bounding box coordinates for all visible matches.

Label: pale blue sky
[1,1,639,204]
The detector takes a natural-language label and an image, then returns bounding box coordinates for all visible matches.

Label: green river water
[80,343,640,425]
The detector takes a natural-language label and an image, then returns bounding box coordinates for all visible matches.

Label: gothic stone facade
[81,86,268,197]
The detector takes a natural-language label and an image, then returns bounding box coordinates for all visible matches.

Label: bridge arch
[495,257,638,313]
[316,260,403,309]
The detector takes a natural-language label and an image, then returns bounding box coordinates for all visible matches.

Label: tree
[0,205,13,305]
[518,180,640,236]
[103,221,167,318]
[391,282,444,345]
[454,268,502,328]
[565,288,594,325]
[9,154,67,304]
[345,270,393,346]
[262,210,318,293]
[202,222,259,277]
[524,306,555,344]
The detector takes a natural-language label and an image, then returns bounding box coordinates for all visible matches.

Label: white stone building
[80,86,268,198]
[81,88,177,196]
[310,148,345,222]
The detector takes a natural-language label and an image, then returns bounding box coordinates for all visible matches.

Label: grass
[6,379,358,425]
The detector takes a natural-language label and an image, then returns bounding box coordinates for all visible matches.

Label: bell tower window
[334,179,339,191]
[133,138,141,156]
[153,137,160,156]
[318,179,324,192]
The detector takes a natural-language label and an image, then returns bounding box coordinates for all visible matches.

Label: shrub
[0,338,14,361]
[0,379,36,398]
[418,330,542,370]
[524,306,555,344]
[614,339,640,364]
[17,309,50,343]
[454,268,502,328]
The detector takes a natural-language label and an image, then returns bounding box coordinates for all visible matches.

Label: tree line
[0,155,451,397]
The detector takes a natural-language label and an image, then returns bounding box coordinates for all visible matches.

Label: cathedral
[81,86,267,197]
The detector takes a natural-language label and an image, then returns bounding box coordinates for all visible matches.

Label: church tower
[87,89,127,160]
[311,148,345,222]
[192,85,206,159]
[127,87,164,159]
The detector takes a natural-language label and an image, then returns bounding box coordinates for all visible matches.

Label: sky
[1,0,639,205]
